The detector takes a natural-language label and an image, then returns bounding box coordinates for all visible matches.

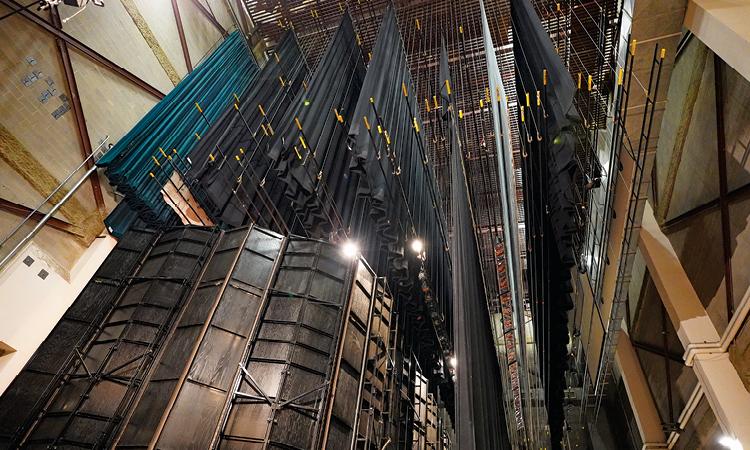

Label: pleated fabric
[442,35,510,450]
[99,31,258,225]
[512,0,579,447]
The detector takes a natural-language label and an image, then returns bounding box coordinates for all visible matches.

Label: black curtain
[443,37,510,450]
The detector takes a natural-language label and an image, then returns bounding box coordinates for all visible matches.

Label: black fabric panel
[512,1,579,447]
[443,36,509,449]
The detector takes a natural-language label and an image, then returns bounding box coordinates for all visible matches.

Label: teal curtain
[99,31,259,223]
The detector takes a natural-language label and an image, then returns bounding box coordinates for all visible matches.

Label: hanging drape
[347,7,453,367]
[443,36,510,450]
[512,0,580,447]
[99,31,258,224]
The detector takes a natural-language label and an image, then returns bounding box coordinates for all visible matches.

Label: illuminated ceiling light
[718,436,742,450]
[410,238,424,254]
[341,240,360,259]
[449,356,457,368]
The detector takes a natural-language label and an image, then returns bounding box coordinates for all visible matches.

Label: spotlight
[341,240,360,259]
[449,356,457,368]
[718,436,742,450]
[410,238,424,254]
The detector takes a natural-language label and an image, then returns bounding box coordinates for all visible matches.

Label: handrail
[0,136,110,271]
[0,136,109,249]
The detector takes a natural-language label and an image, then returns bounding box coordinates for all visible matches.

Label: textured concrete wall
[0,0,242,272]
[632,30,750,448]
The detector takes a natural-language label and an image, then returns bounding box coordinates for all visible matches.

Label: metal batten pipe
[0,164,99,271]
[0,136,109,249]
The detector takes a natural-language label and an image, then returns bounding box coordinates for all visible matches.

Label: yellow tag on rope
[459,109,464,119]
[195,132,201,140]
[587,74,593,91]
[258,104,266,116]
[630,39,637,56]
[413,117,420,133]
[295,117,302,130]
[543,69,548,85]
[525,92,530,107]
[577,73,582,89]
[363,116,371,130]
[618,68,624,85]
[234,103,239,111]
[520,106,525,122]
[152,156,160,166]
[195,102,202,113]
[445,79,451,95]
[402,82,408,97]
[425,98,431,112]
[299,135,307,149]
[209,153,215,162]
[536,91,541,106]
[416,18,421,30]
[149,172,155,178]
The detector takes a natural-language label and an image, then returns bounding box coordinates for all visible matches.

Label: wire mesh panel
[218,236,356,449]
[16,227,218,448]
[0,228,158,446]
[115,225,284,448]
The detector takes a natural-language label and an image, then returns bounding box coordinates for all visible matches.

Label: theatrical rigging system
[0,0,656,448]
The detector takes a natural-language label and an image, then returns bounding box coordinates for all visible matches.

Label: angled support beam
[50,7,105,212]
[171,0,192,72]
[0,0,165,100]
[0,197,78,236]
[190,0,228,37]
[234,0,250,35]
[714,54,734,319]
[630,339,684,364]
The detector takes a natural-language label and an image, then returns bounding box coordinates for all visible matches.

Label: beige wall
[0,0,243,272]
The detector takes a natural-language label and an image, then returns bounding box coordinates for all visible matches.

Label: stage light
[449,356,457,368]
[341,240,360,259]
[410,238,424,253]
[718,436,742,450]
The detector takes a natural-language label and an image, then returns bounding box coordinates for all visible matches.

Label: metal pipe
[0,164,99,271]
[0,136,109,248]
[0,0,165,100]
[51,6,105,211]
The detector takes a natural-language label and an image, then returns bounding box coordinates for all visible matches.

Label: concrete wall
[0,0,250,393]
[0,0,245,273]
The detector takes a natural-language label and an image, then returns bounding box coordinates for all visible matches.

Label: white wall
[0,234,116,394]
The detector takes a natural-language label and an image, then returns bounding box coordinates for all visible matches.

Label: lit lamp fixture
[718,436,742,450]
[410,238,424,254]
[449,356,457,368]
[341,240,360,259]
